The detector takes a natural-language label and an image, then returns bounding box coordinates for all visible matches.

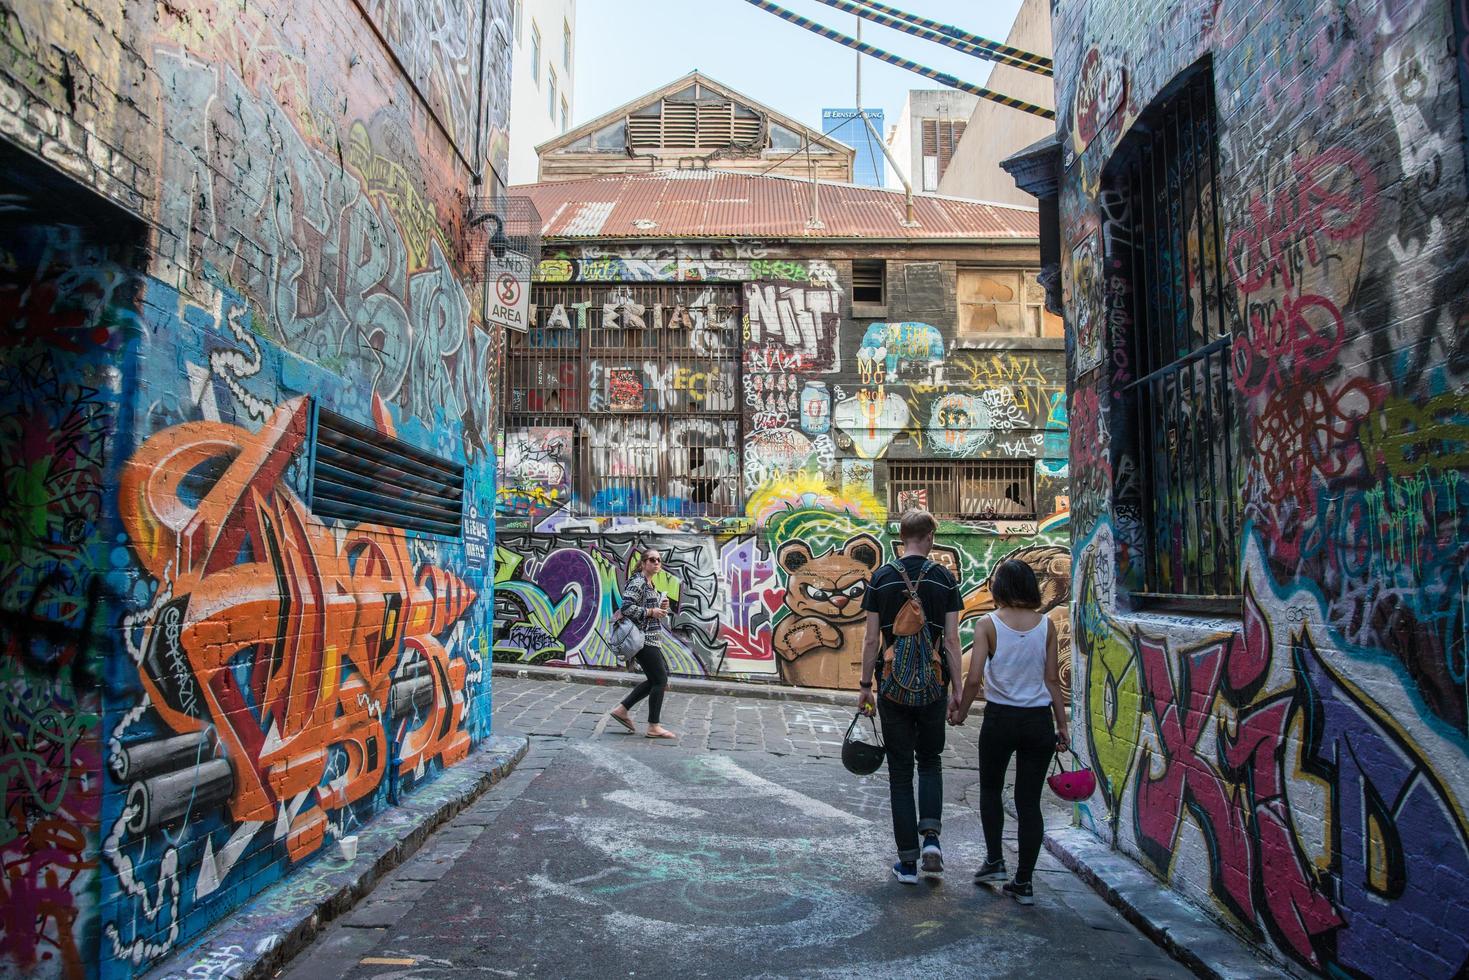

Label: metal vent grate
[308,406,464,537]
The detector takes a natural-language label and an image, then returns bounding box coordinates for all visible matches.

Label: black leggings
[978,703,1055,883]
[621,645,668,723]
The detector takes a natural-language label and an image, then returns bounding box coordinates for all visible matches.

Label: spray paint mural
[0,0,510,973]
[498,240,1069,689]
[1055,0,1469,973]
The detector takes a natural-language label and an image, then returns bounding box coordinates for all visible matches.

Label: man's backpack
[879,560,947,706]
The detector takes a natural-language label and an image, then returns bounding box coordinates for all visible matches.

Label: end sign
[487,255,531,332]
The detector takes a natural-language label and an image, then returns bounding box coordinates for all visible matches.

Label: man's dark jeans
[878,695,947,862]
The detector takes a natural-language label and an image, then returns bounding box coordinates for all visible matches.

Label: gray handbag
[610,615,645,661]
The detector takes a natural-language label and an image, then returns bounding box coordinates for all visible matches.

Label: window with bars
[503,283,744,518]
[888,461,1036,520]
[1108,64,1241,602]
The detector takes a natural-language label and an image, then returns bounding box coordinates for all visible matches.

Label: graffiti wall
[498,243,1070,690]
[0,0,511,974]
[1054,0,1469,973]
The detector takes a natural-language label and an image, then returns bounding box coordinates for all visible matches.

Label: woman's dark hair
[990,558,1042,609]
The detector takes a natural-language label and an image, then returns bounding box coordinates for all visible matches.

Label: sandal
[610,712,637,734]
[645,729,677,740]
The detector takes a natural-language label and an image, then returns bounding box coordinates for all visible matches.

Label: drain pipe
[861,108,916,225]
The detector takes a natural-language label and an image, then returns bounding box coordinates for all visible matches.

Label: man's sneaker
[919,835,944,878]
[973,858,1008,884]
[892,861,919,885]
[1002,878,1035,906]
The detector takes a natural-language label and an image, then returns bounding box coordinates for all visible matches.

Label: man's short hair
[899,509,937,542]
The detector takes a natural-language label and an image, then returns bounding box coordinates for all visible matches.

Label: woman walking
[609,549,678,739]
[953,559,1068,905]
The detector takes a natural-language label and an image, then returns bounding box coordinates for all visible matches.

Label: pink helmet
[1047,752,1097,802]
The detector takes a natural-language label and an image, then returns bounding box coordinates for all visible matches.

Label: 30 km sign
[487,255,531,332]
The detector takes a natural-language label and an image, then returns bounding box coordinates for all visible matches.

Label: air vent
[308,406,464,537]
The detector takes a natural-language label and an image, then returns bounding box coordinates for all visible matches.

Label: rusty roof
[516,170,1039,241]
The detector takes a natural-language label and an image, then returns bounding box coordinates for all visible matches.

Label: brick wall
[0,0,512,975]
[1053,0,1469,975]
[493,242,1072,694]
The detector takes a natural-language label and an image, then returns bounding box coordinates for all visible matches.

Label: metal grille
[888,461,1036,520]
[1115,68,1241,600]
[308,406,464,536]
[505,283,743,517]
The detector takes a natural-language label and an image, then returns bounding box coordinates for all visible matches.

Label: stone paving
[275,677,1198,979]
[492,674,987,771]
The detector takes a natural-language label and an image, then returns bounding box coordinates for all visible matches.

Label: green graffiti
[1079,553,1141,825]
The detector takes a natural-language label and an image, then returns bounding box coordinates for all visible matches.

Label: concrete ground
[277,677,1195,979]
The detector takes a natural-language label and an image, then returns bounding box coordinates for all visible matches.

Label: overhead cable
[813,0,1052,75]
[741,0,1056,121]
[846,0,1053,72]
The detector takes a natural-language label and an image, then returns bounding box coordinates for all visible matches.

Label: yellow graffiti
[346,121,449,270]
[746,474,884,528]
[496,485,562,507]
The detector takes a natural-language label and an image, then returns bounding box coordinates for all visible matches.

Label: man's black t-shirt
[861,554,963,648]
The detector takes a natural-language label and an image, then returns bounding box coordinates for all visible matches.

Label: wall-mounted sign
[486,252,532,332]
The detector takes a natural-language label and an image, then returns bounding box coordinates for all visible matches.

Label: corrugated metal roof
[515,170,1039,241]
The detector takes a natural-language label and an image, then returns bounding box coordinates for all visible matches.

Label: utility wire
[741,0,1056,121]
[814,0,1052,75]
[846,0,1053,72]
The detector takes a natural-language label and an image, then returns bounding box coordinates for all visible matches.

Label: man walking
[858,510,964,884]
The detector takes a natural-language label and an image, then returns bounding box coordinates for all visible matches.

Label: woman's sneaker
[1002,878,1035,905]
[892,861,919,885]
[919,834,944,878]
[973,858,1008,884]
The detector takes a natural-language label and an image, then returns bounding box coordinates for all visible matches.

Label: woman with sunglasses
[609,549,678,739]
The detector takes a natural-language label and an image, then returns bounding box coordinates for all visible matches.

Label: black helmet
[842,711,885,776]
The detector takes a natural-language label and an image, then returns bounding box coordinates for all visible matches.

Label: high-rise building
[821,108,885,187]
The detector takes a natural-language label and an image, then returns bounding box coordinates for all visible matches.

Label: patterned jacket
[620,573,665,638]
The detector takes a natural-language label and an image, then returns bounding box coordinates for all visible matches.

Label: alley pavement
[279,678,1193,979]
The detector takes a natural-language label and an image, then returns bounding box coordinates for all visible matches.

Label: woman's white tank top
[983,613,1052,708]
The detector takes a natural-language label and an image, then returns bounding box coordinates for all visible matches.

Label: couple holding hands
[857,510,1069,905]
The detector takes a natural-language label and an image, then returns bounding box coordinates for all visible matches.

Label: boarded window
[920,117,966,187]
[957,268,1059,338]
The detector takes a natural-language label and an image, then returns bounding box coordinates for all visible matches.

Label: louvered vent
[626,99,763,149]
[852,259,885,304]
[308,406,464,536]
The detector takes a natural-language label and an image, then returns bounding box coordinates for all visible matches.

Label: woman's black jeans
[621,645,669,723]
[978,702,1056,883]
[878,696,947,863]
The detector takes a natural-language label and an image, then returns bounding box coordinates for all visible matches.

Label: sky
[571,0,1028,144]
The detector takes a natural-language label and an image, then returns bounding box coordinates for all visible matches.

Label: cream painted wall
[936,0,1055,206]
[509,0,576,184]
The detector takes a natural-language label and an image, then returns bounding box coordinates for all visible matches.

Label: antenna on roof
[852,12,916,224]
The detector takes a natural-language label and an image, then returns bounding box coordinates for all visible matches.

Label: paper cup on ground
[337,835,359,862]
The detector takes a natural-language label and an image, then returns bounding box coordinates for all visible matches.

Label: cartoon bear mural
[960,544,1073,698]
[771,534,882,688]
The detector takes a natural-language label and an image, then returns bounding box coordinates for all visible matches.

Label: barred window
[888,461,1036,520]
[1109,64,1241,601]
[503,283,743,518]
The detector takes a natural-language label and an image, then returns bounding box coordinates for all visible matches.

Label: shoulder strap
[892,560,930,627]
